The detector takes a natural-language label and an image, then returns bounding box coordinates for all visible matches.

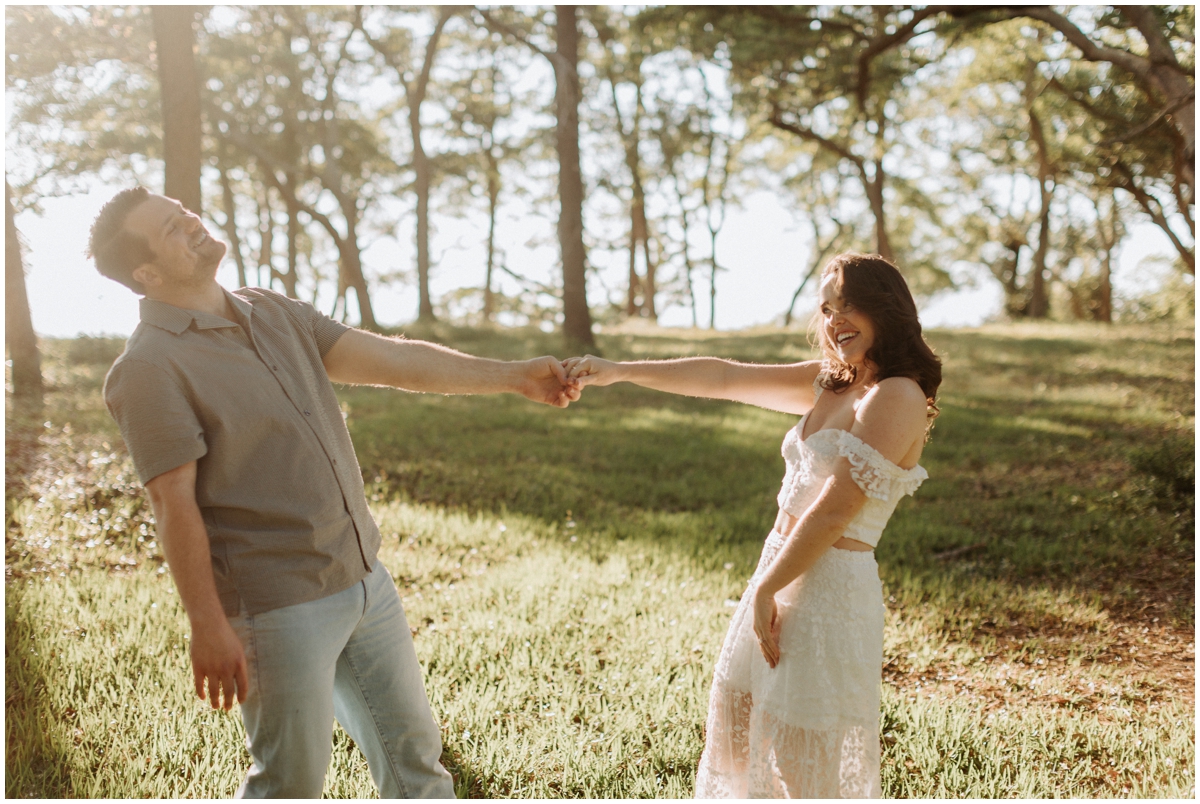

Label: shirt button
[272,365,278,370]
[332,459,338,465]
[304,410,311,416]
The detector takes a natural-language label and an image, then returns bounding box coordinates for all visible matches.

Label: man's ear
[131,264,161,290]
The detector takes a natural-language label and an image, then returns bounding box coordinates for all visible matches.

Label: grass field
[5,321,1195,797]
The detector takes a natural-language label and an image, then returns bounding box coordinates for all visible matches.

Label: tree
[478,6,595,347]
[697,67,740,330]
[590,7,660,321]
[5,181,43,403]
[6,6,161,196]
[771,148,860,326]
[151,6,203,213]
[643,6,954,293]
[209,7,390,329]
[650,75,705,327]
[1022,46,1055,319]
[638,53,746,330]
[359,6,457,323]
[438,27,535,323]
[961,5,1195,272]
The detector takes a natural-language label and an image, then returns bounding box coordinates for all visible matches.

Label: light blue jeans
[228,560,455,798]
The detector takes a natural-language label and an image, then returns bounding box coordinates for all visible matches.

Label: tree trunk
[340,210,377,331]
[1096,248,1113,323]
[865,165,893,263]
[678,191,698,328]
[413,142,434,322]
[612,70,657,321]
[285,204,299,298]
[996,240,1027,317]
[283,32,303,297]
[1028,176,1053,319]
[1095,193,1118,323]
[554,6,594,347]
[626,219,640,317]
[405,9,451,324]
[709,230,719,330]
[218,165,248,288]
[484,152,499,323]
[5,181,42,403]
[255,184,274,290]
[635,199,656,320]
[151,6,203,214]
[1027,103,1054,319]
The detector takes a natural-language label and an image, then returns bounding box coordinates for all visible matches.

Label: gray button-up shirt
[104,287,381,616]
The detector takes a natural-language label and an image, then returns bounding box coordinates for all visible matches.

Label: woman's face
[819,276,876,367]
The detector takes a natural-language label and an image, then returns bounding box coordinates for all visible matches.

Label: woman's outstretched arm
[563,355,822,416]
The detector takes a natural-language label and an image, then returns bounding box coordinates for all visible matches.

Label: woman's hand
[752,585,782,668]
[562,355,622,387]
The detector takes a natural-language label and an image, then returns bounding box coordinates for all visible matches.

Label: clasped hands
[525,355,621,407]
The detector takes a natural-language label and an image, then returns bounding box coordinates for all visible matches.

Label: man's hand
[190,616,249,710]
[145,461,248,712]
[562,355,621,387]
[518,356,582,407]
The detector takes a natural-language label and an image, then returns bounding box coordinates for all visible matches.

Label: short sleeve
[278,292,350,357]
[104,358,208,485]
[834,430,927,501]
[311,308,350,358]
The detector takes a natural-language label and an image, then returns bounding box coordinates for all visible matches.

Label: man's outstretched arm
[144,461,248,711]
[321,329,581,407]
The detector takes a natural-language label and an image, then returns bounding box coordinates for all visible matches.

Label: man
[89,187,581,797]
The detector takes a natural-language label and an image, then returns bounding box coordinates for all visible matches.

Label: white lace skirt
[695,530,885,799]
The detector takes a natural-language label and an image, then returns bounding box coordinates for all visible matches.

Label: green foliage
[5,6,161,202]
[1118,262,1196,324]
[5,6,1194,328]
[6,324,1194,797]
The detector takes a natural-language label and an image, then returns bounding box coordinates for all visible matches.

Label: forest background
[4,4,1196,798]
[5,4,1195,368]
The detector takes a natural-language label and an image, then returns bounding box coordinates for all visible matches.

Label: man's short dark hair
[87,186,156,295]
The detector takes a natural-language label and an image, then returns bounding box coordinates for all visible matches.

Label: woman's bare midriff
[774,510,874,552]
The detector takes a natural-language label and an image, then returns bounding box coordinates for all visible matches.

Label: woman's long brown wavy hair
[811,253,942,424]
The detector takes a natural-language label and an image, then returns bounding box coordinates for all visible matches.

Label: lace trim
[696,687,881,798]
[830,429,927,502]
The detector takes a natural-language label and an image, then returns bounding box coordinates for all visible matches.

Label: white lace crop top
[776,384,928,549]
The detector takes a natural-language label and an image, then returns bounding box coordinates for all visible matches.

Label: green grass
[5,321,1195,797]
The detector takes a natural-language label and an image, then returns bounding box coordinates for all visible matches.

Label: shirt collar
[139,289,254,335]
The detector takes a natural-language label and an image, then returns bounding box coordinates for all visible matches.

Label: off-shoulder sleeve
[834,430,927,501]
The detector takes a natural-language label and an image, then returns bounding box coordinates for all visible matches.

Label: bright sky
[13,182,1175,339]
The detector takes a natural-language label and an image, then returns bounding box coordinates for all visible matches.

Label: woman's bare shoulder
[851,377,928,462]
[871,376,928,405]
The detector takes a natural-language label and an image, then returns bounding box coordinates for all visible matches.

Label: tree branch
[212,116,347,247]
[1002,6,1165,87]
[854,7,942,112]
[769,104,867,176]
[475,7,561,69]
[1112,159,1195,272]
[1117,5,1190,74]
[1098,90,1195,145]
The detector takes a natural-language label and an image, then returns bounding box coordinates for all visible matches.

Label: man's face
[124,193,226,291]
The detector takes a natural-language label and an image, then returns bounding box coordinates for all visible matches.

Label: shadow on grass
[5,588,76,797]
[345,367,1193,628]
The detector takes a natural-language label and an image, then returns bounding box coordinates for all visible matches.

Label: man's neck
[146,280,234,321]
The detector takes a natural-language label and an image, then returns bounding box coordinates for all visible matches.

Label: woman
[564,253,942,798]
